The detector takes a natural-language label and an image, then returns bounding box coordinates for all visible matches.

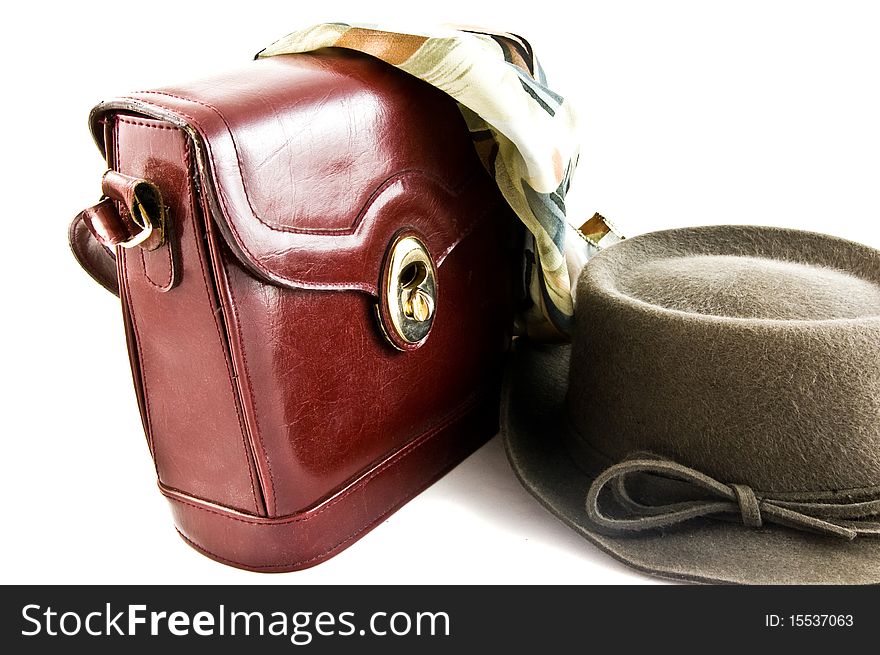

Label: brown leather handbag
[69,49,522,571]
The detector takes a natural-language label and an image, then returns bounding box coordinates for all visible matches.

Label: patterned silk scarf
[259,23,621,339]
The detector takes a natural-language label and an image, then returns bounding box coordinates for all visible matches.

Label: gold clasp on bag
[379,234,437,349]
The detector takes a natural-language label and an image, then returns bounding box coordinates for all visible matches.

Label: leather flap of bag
[88,50,498,294]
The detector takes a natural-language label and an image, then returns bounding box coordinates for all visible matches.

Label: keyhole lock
[380,234,437,349]
[400,262,434,323]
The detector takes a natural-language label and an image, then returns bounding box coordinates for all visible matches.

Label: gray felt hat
[502,225,880,584]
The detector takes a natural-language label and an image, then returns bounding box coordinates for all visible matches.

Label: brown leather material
[72,170,177,292]
[69,211,119,295]
[164,389,499,572]
[75,49,523,569]
[205,195,517,516]
[80,197,133,249]
[102,169,145,206]
[111,120,179,291]
[89,51,491,295]
[101,170,167,253]
[114,115,265,514]
[78,170,167,252]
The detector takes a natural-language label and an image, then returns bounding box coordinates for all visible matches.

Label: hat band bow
[585,454,880,540]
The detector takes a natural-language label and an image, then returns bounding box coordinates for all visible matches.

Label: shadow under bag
[70,49,523,571]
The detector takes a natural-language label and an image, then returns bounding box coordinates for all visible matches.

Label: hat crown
[568,226,880,496]
[617,253,880,321]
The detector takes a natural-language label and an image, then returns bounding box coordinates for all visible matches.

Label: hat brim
[501,340,880,584]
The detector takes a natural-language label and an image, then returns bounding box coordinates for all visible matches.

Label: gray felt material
[502,225,880,584]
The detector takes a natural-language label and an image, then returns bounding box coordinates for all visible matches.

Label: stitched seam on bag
[139,250,173,290]
[183,139,262,514]
[132,90,475,235]
[162,391,482,526]
[175,492,395,569]
[175,519,374,569]
[115,118,174,290]
[116,117,177,131]
[218,257,277,516]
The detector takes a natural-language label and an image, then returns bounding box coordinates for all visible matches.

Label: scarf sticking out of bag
[258,23,621,340]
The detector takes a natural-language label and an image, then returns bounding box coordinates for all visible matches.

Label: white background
[2,1,878,584]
